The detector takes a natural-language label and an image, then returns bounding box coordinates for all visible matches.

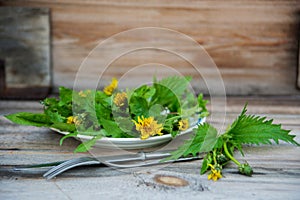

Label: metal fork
[43,151,170,179]
[43,157,102,179]
[43,152,202,180]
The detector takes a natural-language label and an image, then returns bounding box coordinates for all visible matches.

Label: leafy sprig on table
[163,104,299,181]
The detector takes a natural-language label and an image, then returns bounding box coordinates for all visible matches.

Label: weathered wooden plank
[0,97,299,199]
[1,0,299,95]
[0,7,51,99]
[0,166,299,200]
[298,35,300,88]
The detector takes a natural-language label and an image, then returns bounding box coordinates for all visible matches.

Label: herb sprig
[163,104,299,180]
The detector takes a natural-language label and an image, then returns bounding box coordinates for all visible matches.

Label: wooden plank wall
[0,7,50,99]
[298,38,300,88]
[0,0,300,95]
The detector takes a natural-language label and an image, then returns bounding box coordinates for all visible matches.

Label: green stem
[223,142,241,166]
[213,149,217,164]
[165,116,181,122]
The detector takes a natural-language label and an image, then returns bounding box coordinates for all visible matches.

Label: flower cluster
[66,116,81,126]
[178,119,189,131]
[113,92,127,107]
[207,164,222,181]
[103,78,118,96]
[133,116,163,140]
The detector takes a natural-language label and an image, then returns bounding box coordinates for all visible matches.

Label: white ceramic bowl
[52,117,206,149]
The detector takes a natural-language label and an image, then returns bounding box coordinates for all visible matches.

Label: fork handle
[104,151,171,163]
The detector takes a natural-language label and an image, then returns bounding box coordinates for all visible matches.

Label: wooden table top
[0,97,299,200]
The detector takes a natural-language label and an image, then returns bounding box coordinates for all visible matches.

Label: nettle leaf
[162,123,220,161]
[156,76,191,98]
[150,76,191,112]
[129,96,149,118]
[227,104,299,146]
[5,112,51,127]
[132,85,156,99]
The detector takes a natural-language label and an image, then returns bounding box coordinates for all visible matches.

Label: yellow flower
[103,78,118,96]
[113,92,127,107]
[66,116,81,126]
[133,116,163,140]
[178,119,189,131]
[67,116,74,124]
[207,164,222,181]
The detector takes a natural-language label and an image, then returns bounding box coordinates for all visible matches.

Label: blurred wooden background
[0,7,50,99]
[0,0,300,96]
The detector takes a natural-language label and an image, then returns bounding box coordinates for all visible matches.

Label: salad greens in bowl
[5,76,209,152]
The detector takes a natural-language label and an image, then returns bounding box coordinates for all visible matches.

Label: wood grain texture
[0,7,51,99]
[1,0,300,95]
[0,97,299,199]
[298,37,300,88]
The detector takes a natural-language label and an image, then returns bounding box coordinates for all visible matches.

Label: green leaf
[149,104,166,124]
[150,76,191,112]
[114,117,134,135]
[227,104,299,146]
[42,97,72,118]
[180,92,199,118]
[58,87,73,106]
[95,91,114,121]
[74,135,102,153]
[157,76,191,98]
[197,94,209,117]
[5,112,51,127]
[132,85,156,99]
[129,96,149,118]
[45,109,66,123]
[171,130,179,137]
[200,159,209,175]
[200,153,213,174]
[51,122,76,132]
[41,97,59,107]
[191,123,220,153]
[162,123,219,161]
[100,118,129,138]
